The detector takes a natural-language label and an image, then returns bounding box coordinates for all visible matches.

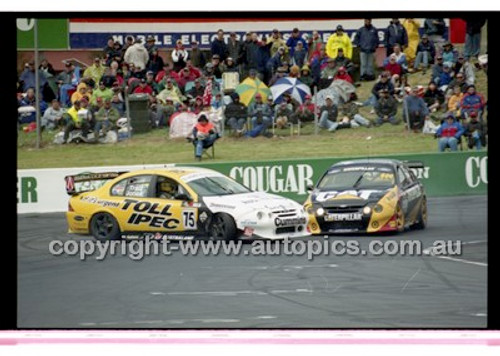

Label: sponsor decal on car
[324,213,363,222]
[80,196,121,208]
[274,217,307,227]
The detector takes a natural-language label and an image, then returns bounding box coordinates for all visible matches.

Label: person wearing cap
[362,71,395,109]
[320,57,338,82]
[274,95,294,130]
[90,80,113,105]
[339,92,371,128]
[41,99,64,130]
[267,28,289,60]
[460,84,486,120]
[189,40,207,69]
[435,113,465,152]
[192,114,219,160]
[462,18,486,61]
[187,78,205,98]
[145,35,157,54]
[227,32,242,66]
[333,66,354,84]
[403,87,430,131]
[291,94,316,125]
[211,29,229,62]
[157,77,183,105]
[268,65,288,86]
[144,70,160,95]
[146,47,165,77]
[124,37,150,75]
[438,63,453,91]
[453,53,475,86]
[210,54,224,79]
[171,39,189,73]
[331,48,355,77]
[292,41,307,69]
[374,88,399,126]
[423,81,445,113]
[353,19,380,81]
[299,64,314,89]
[224,93,248,136]
[318,95,339,132]
[386,18,408,57]
[247,93,273,136]
[413,34,436,74]
[310,30,323,56]
[266,46,286,77]
[94,98,120,137]
[326,24,353,60]
[463,111,486,150]
[19,58,48,93]
[106,41,123,66]
[132,78,153,95]
[286,27,308,57]
[62,100,91,143]
[221,56,238,74]
[431,54,444,85]
[441,41,458,69]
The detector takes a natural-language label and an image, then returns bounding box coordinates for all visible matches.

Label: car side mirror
[306,184,314,193]
[174,193,191,201]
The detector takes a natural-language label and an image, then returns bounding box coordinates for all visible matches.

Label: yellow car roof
[117,166,224,181]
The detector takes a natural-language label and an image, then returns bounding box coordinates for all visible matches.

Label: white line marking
[423,240,487,267]
[401,268,421,292]
[254,315,277,319]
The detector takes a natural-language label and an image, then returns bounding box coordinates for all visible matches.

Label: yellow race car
[304,159,427,234]
[65,166,309,241]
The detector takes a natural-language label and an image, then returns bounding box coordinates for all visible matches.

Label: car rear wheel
[396,203,405,233]
[413,197,428,230]
[209,213,237,241]
[90,212,121,241]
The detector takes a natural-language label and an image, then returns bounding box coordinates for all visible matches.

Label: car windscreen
[317,166,395,191]
[186,175,252,197]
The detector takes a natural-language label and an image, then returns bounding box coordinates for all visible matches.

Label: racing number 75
[182,210,196,229]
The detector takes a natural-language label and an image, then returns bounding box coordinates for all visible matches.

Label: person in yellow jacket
[83,57,107,88]
[402,18,421,64]
[70,82,91,105]
[326,25,353,59]
[63,100,90,143]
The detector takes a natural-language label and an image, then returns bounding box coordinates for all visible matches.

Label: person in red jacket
[133,78,153,95]
[436,113,465,151]
[192,114,220,161]
[333,66,353,84]
[384,54,403,77]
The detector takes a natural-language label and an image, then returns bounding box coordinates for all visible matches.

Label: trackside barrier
[17,151,487,214]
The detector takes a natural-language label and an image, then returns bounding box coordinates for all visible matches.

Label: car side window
[397,167,410,188]
[123,175,154,198]
[110,178,127,196]
[156,177,181,200]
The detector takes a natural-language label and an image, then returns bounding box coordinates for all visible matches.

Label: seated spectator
[177,67,198,92]
[317,95,339,131]
[460,84,486,120]
[41,99,64,130]
[404,86,430,131]
[18,87,48,125]
[309,44,330,85]
[79,98,95,129]
[363,71,395,109]
[292,41,307,68]
[224,93,248,135]
[438,63,453,92]
[56,61,80,107]
[299,65,314,90]
[392,73,410,102]
[446,85,464,117]
[133,78,153,95]
[274,101,294,129]
[413,34,436,73]
[463,111,486,150]
[441,41,458,68]
[202,62,216,78]
[146,47,165,76]
[94,98,120,137]
[332,48,355,78]
[100,65,118,88]
[83,57,106,88]
[268,66,288,87]
[247,93,273,135]
[339,92,371,128]
[454,53,475,85]
[383,44,408,72]
[222,57,239,73]
[157,97,177,128]
[423,81,445,112]
[288,65,300,79]
[120,62,132,83]
[291,94,315,125]
[155,64,180,85]
[39,58,56,79]
[187,78,205,98]
[435,113,465,152]
[90,80,113,105]
[157,78,184,105]
[210,54,224,79]
[62,100,90,143]
[431,54,444,85]
[374,88,399,126]
[192,115,219,161]
[333,66,353,84]
[384,54,403,77]
[211,93,224,110]
[320,57,337,88]
[111,94,126,117]
[106,41,123,66]
[71,83,91,105]
[192,96,204,115]
[446,72,468,96]
[144,70,160,95]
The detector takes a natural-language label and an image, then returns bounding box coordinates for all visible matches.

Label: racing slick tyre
[413,197,428,230]
[396,202,405,233]
[90,212,121,241]
[209,213,237,241]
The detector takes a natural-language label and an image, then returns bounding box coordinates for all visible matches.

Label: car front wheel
[209,213,237,241]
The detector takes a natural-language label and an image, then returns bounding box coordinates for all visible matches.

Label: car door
[397,165,420,219]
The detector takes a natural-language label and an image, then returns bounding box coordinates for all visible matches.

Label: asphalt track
[18,195,487,328]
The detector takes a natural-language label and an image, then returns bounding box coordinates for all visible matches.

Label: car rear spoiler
[64,171,127,195]
[403,160,425,169]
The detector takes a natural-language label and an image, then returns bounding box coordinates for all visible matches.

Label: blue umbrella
[270,77,311,105]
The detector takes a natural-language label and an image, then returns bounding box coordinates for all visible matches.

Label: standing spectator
[124,38,149,75]
[291,94,315,125]
[244,33,261,76]
[310,44,330,85]
[339,93,371,128]
[211,29,228,61]
[402,18,420,65]
[431,54,444,84]
[171,39,189,72]
[311,30,323,55]
[189,40,206,69]
[464,111,486,150]
[442,41,458,68]
[224,93,248,135]
[354,18,379,81]
[374,88,399,126]
[266,46,286,78]
[145,35,157,55]
[403,86,430,131]
[317,95,339,132]
[41,99,64,130]
[19,60,47,93]
[83,57,106,88]
[292,41,307,68]
[384,54,403,77]
[413,34,436,74]
[286,27,308,57]
[192,115,219,160]
[62,100,90,143]
[424,18,446,49]
[326,25,353,60]
[147,47,165,76]
[39,58,56,78]
[107,41,123,66]
[462,18,486,61]
[267,29,289,60]
[121,36,135,55]
[94,98,120,136]
[454,53,475,85]
[247,93,273,136]
[460,84,486,120]
[227,32,242,65]
[386,18,408,57]
[423,81,445,112]
[436,113,465,152]
[103,37,116,65]
[333,66,353,84]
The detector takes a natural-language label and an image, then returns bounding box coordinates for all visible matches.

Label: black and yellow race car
[304,159,427,234]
